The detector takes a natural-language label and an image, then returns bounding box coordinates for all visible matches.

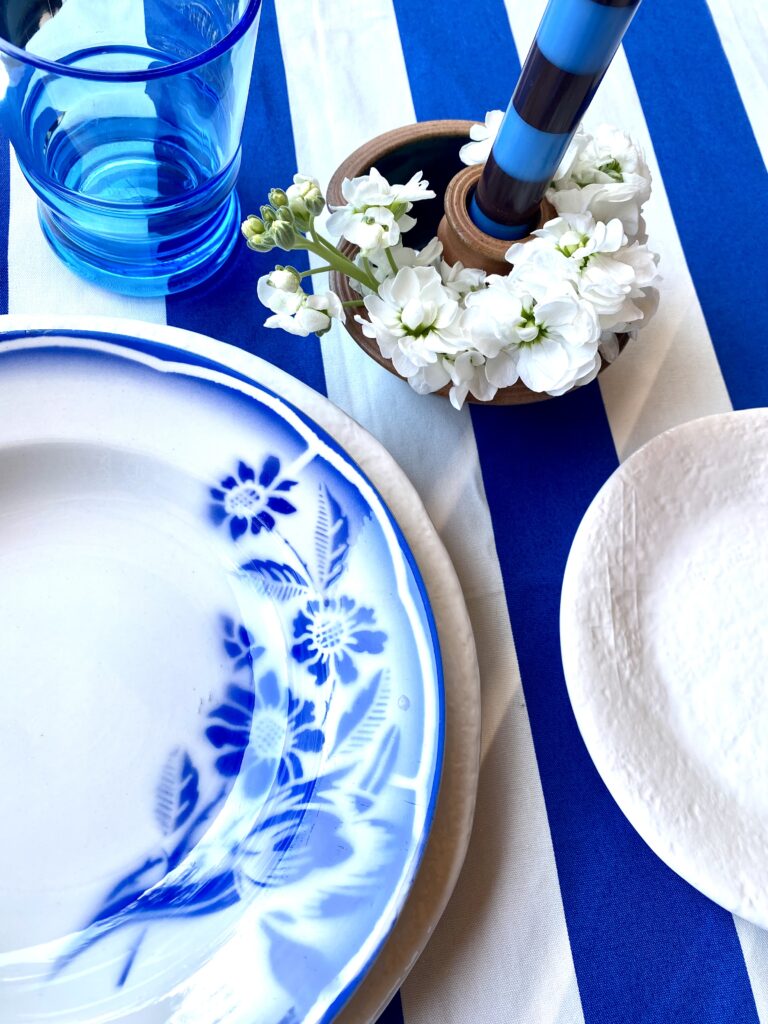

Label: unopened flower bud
[269,188,288,208]
[241,215,265,241]
[261,205,276,226]
[305,190,325,216]
[271,219,296,249]
[276,205,295,224]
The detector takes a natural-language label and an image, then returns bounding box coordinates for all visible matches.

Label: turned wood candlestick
[437,164,555,276]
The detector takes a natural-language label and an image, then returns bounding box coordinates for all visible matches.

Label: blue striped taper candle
[471,0,644,240]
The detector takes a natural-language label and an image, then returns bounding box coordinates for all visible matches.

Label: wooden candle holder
[327,120,626,406]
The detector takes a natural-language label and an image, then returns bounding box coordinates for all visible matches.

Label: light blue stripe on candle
[492,104,569,181]
[536,0,638,75]
[469,195,533,239]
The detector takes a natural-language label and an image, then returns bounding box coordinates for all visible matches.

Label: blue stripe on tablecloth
[394,1,761,1022]
[164,0,326,396]
[0,131,9,314]
[623,0,768,413]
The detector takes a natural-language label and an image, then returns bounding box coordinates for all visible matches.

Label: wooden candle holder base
[327,120,626,406]
[437,164,555,276]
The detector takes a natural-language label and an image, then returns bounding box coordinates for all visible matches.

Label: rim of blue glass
[0,0,262,81]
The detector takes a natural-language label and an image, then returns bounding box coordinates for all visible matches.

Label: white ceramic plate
[561,409,768,926]
[0,317,479,1024]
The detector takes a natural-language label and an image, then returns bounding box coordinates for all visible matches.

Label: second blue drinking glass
[0,0,262,295]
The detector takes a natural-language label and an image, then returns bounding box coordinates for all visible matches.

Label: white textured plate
[561,409,768,926]
[0,314,479,1024]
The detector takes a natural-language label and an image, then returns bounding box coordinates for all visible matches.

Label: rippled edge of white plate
[0,313,481,1024]
[560,408,768,928]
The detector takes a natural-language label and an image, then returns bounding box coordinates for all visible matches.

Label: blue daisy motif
[291,596,387,685]
[210,457,298,541]
[222,617,265,672]
[206,672,324,797]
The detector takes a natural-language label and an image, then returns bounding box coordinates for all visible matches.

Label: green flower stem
[308,221,380,290]
[301,233,378,291]
[300,265,333,278]
[385,247,398,274]
[342,299,365,308]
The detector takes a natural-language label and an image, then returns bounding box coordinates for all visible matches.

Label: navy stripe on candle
[394,2,761,1023]
[513,41,602,134]
[590,0,641,8]
[474,0,641,236]
[475,151,549,228]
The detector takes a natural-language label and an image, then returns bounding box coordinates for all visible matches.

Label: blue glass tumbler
[0,0,262,295]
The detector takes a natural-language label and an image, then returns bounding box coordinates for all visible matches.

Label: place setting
[0,1,764,1023]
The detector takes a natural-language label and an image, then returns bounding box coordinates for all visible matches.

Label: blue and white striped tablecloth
[3,1,767,1020]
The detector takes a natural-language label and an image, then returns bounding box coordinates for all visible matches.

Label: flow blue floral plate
[0,328,444,1024]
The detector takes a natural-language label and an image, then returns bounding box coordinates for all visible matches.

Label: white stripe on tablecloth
[735,919,768,1024]
[501,0,732,462]
[706,0,768,171]
[7,153,166,322]
[505,2,768,1016]
[275,3,585,1023]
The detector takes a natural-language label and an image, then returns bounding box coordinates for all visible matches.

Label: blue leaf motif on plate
[314,484,350,592]
[239,558,310,603]
[155,748,199,836]
[291,596,387,686]
[333,670,390,753]
[209,457,298,540]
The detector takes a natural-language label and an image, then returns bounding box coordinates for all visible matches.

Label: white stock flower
[359,266,463,376]
[447,349,498,409]
[465,271,601,396]
[355,237,444,294]
[459,110,504,165]
[507,212,660,333]
[259,271,344,338]
[405,348,498,411]
[548,125,652,241]
[340,206,400,252]
[326,167,434,253]
[440,260,487,301]
[257,269,304,316]
[507,213,626,269]
[285,173,324,221]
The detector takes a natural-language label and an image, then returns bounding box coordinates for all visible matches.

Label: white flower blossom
[398,347,498,411]
[548,125,652,241]
[439,260,487,301]
[257,268,304,316]
[339,206,401,252]
[259,272,344,337]
[465,271,601,396]
[459,110,504,166]
[359,266,464,377]
[354,237,444,294]
[285,173,324,222]
[507,212,660,332]
[326,168,434,253]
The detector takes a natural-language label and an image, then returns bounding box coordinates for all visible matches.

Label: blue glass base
[38,192,241,298]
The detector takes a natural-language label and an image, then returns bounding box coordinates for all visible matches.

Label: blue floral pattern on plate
[0,336,442,1024]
